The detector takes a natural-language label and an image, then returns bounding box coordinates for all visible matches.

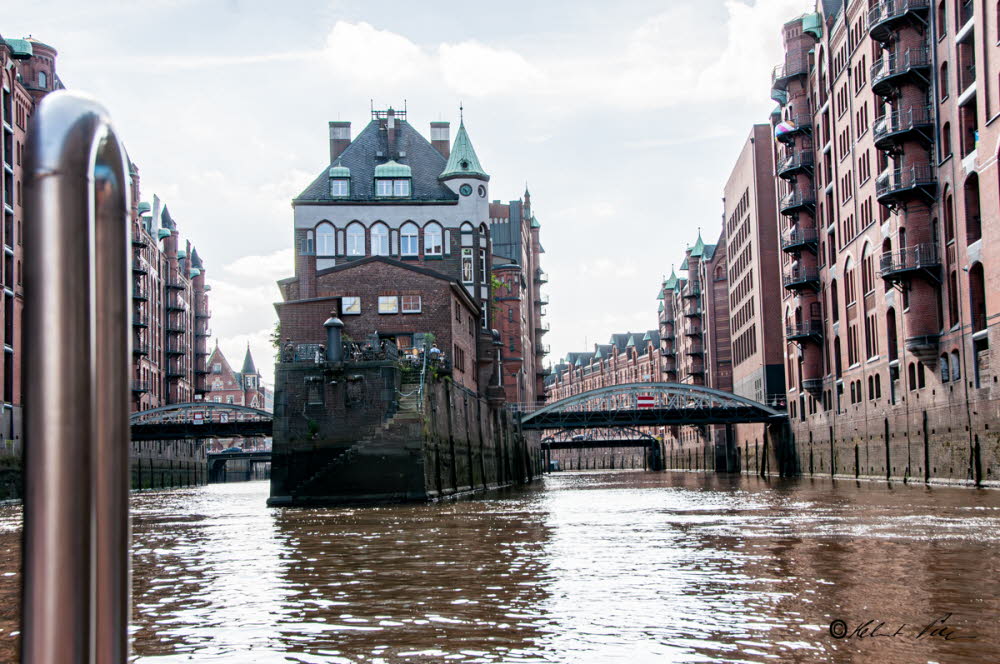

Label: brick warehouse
[489,187,550,406]
[203,343,271,453]
[771,0,1000,486]
[0,33,213,495]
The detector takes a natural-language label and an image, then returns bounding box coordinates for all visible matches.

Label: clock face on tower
[460,184,473,196]
[478,185,486,197]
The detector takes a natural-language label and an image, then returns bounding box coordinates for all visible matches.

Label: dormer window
[330,179,350,197]
[328,164,351,198]
[373,160,412,198]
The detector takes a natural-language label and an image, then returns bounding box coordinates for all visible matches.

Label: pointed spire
[691,228,705,257]
[241,343,257,375]
[440,118,489,181]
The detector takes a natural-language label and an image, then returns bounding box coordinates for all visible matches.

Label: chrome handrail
[23,91,131,664]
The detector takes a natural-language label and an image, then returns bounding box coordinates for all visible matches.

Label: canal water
[1,471,999,663]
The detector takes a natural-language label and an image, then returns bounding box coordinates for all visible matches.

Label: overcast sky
[8,0,811,384]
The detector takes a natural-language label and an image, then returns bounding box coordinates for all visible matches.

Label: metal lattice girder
[520,382,785,430]
[130,401,271,424]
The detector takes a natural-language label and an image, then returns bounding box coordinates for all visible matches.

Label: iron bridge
[517,382,787,430]
[130,402,273,441]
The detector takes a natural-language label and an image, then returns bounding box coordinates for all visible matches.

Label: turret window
[376,178,410,197]
[330,178,350,197]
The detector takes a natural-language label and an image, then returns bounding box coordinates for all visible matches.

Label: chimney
[431,121,450,158]
[329,121,351,163]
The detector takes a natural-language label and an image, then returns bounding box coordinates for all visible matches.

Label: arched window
[346,222,365,256]
[886,308,898,361]
[944,190,955,242]
[400,222,419,256]
[38,71,47,89]
[941,354,951,382]
[424,222,443,255]
[316,223,335,256]
[370,223,389,256]
[875,374,881,399]
[949,270,960,326]
[940,61,949,100]
[830,279,840,322]
[908,363,916,391]
[952,350,961,381]
[844,258,856,304]
[861,243,873,294]
[965,174,982,243]
[942,122,952,157]
[918,363,926,389]
[969,262,986,331]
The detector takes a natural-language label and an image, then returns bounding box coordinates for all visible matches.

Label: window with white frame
[213,396,222,403]
[378,296,399,314]
[341,296,361,315]
[401,295,421,313]
[371,223,389,255]
[226,395,234,404]
[425,223,443,255]
[330,179,350,197]
[316,223,335,255]
[400,222,419,256]
[346,223,365,256]
[376,179,411,197]
[213,363,222,373]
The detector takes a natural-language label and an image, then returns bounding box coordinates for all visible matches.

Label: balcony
[905,334,941,364]
[687,363,706,376]
[195,364,210,375]
[536,270,549,284]
[779,190,816,216]
[682,283,701,299]
[871,48,931,96]
[132,231,149,248]
[132,313,149,328]
[535,321,550,335]
[196,308,211,319]
[771,57,809,90]
[132,285,148,301]
[196,327,212,337]
[867,0,931,43]
[132,341,149,356]
[165,341,185,355]
[537,294,550,306]
[802,378,824,396]
[688,343,704,355]
[683,326,701,338]
[165,321,186,334]
[872,106,933,150]
[875,164,936,206]
[786,319,824,343]
[535,343,550,356]
[166,365,187,378]
[683,306,703,318]
[131,381,150,393]
[879,243,941,284]
[776,149,814,178]
[165,276,185,290]
[132,259,148,275]
[775,113,813,144]
[780,227,819,253]
[166,298,186,312]
[783,265,821,292]
[662,345,676,356]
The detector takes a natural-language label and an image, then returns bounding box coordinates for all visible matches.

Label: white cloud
[438,40,545,97]
[322,21,433,85]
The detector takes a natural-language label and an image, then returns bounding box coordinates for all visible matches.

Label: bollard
[22,91,132,664]
[324,312,344,362]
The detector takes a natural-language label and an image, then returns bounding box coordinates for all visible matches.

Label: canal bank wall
[268,359,540,506]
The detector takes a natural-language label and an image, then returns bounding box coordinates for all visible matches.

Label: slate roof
[703,243,717,260]
[294,119,459,203]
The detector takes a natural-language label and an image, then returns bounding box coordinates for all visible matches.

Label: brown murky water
[1,472,999,662]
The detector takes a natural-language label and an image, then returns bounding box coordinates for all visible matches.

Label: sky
[7,0,813,384]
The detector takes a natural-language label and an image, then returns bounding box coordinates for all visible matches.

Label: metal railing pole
[22,91,131,664]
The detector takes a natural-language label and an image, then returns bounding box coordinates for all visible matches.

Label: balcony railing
[196,327,212,337]
[132,231,149,247]
[166,298,186,311]
[682,283,701,299]
[535,343,551,356]
[684,306,703,317]
[536,270,549,284]
[776,149,814,177]
[132,285,148,300]
[687,343,704,355]
[132,341,149,356]
[871,48,931,94]
[771,58,809,89]
[875,164,936,203]
[131,381,150,393]
[879,243,940,280]
[165,321,186,333]
[873,105,933,147]
[164,276,184,289]
[868,0,931,41]
[779,190,816,214]
[786,319,824,341]
[166,365,187,378]
[683,326,701,337]
[195,308,211,319]
[165,341,185,355]
[783,266,821,290]
[131,313,148,328]
[780,227,819,252]
[535,321,550,334]
[775,113,813,143]
[132,259,148,274]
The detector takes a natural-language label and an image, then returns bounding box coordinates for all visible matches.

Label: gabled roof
[440,121,489,181]
[294,119,458,203]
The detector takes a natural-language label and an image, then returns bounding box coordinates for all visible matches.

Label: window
[214,396,222,403]
[38,71,46,89]
[941,354,951,382]
[330,179,349,197]
[479,249,487,282]
[400,222,419,256]
[341,296,361,315]
[952,350,961,381]
[346,223,365,256]
[453,344,465,373]
[425,223,443,255]
[213,363,222,374]
[226,395,234,404]
[378,296,398,314]
[401,295,421,313]
[316,223,335,256]
[376,179,410,197]
[371,223,389,255]
[940,61,949,99]
[461,248,474,283]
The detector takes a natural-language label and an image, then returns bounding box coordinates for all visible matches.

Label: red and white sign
[193,412,204,425]
[636,395,655,409]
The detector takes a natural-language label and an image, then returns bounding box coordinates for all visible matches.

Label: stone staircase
[290,380,423,498]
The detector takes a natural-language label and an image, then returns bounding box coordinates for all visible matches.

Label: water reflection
[0,472,999,662]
